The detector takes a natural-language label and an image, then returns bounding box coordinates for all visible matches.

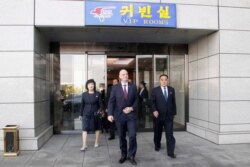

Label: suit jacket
[80,91,104,117]
[108,83,138,120]
[138,88,148,103]
[106,86,113,107]
[150,86,176,120]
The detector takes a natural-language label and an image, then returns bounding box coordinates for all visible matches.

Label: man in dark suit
[150,74,177,158]
[106,78,119,140]
[108,69,138,165]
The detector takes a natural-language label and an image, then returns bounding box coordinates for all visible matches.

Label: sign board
[85,1,176,28]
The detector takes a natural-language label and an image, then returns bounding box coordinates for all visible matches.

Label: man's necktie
[123,85,128,100]
[163,87,168,101]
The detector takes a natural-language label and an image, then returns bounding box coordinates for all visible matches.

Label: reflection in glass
[136,55,153,129]
[169,55,185,130]
[60,54,86,131]
[88,55,106,93]
[154,55,168,87]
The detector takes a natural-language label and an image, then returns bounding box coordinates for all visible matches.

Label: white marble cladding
[188,32,221,143]
[0,103,34,129]
[187,2,250,144]
[198,37,208,59]
[220,78,250,101]
[208,78,219,100]
[220,7,250,31]
[209,101,220,124]
[209,54,220,78]
[197,79,208,100]
[189,100,198,118]
[189,61,198,80]
[0,52,34,77]
[197,58,209,79]
[220,54,250,77]
[197,100,209,121]
[0,26,34,51]
[187,123,250,144]
[35,0,218,29]
[0,0,34,25]
[93,0,218,6]
[220,30,250,54]
[220,101,250,124]
[176,5,218,29]
[162,0,218,6]
[219,0,250,8]
[189,81,197,99]
[0,77,34,103]
[208,32,220,56]
[35,0,84,26]
[188,42,198,62]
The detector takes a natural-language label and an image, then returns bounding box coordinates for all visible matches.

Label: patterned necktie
[123,85,128,100]
[163,87,168,101]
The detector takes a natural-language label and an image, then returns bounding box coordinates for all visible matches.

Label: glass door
[136,54,186,131]
[153,55,169,87]
[87,55,107,93]
[59,54,87,132]
[87,54,107,108]
[53,54,107,133]
[136,55,154,129]
[169,54,186,130]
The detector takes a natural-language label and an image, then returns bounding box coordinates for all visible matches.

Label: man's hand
[153,111,159,118]
[108,116,114,122]
[123,107,133,114]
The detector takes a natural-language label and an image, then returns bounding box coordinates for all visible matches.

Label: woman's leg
[82,131,88,148]
[94,130,100,147]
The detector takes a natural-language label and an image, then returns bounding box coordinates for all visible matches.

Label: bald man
[108,69,138,165]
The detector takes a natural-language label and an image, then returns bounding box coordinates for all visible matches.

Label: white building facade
[0,0,250,150]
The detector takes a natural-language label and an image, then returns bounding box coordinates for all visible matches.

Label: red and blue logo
[90,6,116,22]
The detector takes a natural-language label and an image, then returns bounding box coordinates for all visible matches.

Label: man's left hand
[123,107,133,114]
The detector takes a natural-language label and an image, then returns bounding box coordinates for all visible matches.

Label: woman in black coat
[79,79,104,151]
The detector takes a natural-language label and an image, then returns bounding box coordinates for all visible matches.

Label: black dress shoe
[108,137,115,140]
[155,147,160,151]
[128,157,137,165]
[119,156,126,164]
[168,154,176,158]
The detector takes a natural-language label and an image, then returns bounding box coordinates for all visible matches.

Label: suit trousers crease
[116,113,137,158]
[153,117,175,155]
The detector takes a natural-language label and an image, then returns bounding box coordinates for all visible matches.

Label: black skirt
[82,114,101,132]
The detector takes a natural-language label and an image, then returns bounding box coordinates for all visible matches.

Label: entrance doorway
[52,43,187,133]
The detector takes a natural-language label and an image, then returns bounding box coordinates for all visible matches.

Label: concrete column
[0,0,52,150]
[187,32,221,143]
[188,0,250,144]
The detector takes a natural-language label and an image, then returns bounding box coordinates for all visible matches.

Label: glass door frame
[136,54,170,88]
[136,54,170,131]
[87,54,107,93]
[136,55,153,89]
[153,54,170,87]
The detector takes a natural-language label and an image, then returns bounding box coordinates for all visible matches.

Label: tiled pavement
[1,132,250,167]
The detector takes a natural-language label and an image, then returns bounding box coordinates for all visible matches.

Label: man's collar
[121,81,128,85]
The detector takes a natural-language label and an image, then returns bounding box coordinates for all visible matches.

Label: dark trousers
[109,121,116,138]
[116,114,137,158]
[153,116,175,155]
